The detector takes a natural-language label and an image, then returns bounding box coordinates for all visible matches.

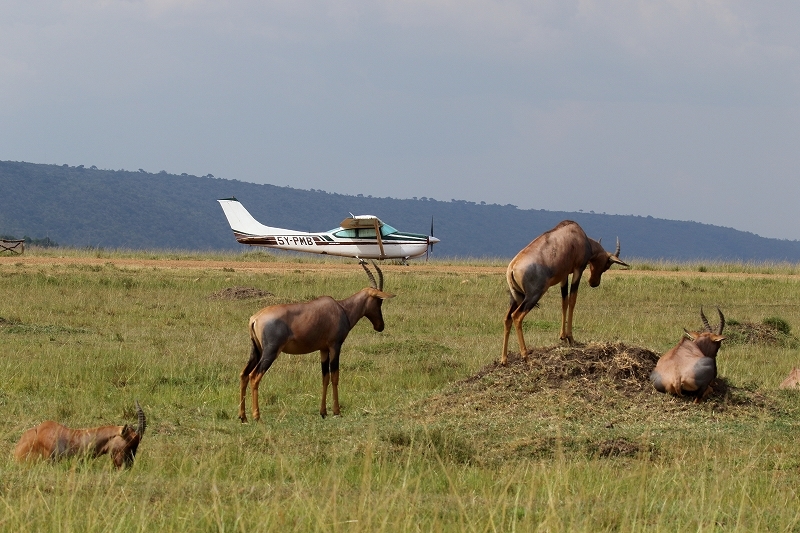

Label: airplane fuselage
[218,198,436,260]
[234,230,430,259]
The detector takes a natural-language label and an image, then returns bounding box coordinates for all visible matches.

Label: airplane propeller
[426,216,435,261]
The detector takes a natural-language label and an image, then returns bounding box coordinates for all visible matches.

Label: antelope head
[359,260,394,332]
[111,400,147,469]
[588,237,630,287]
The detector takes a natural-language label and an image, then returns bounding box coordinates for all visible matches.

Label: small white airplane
[218,197,439,261]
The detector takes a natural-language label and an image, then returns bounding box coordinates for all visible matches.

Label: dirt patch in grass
[209,287,274,300]
[594,437,646,458]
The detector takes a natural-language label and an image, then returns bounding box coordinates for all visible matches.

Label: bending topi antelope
[14,400,146,468]
[501,220,628,364]
[240,261,394,422]
[650,308,725,402]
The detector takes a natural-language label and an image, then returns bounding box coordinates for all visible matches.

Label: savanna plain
[1,249,800,532]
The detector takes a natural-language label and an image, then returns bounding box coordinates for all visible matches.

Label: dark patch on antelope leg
[239,341,261,422]
[239,371,249,423]
[250,371,266,422]
[559,280,569,341]
[320,349,330,418]
[501,297,520,365]
[569,281,580,295]
[249,342,280,422]
[511,306,532,359]
[513,287,545,359]
[330,349,341,416]
[561,281,580,344]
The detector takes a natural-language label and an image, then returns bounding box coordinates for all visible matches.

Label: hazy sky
[2,1,799,239]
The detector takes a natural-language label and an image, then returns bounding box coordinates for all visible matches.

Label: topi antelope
[501,220,628,364]
[650,308,726,402]
[14,400,146,468]
[239,261,394,422]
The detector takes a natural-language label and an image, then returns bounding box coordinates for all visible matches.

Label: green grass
[1,250,800,531]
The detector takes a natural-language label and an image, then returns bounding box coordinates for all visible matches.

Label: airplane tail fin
[217,198,287,240]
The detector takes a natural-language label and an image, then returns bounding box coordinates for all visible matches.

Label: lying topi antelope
[501,220,628,364]
[239,261,394,422]
[650,308,725,402]
[778,367,800,389]
[14,400,146,468]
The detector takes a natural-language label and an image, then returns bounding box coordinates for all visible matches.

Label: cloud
[1,1,799,238]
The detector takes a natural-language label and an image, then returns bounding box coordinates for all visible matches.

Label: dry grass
[2,251,800,531]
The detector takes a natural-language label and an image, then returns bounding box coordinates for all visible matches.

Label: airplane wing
[339,215,384,229]
[339,215,385,258]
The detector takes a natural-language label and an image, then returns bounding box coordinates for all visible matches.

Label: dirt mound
[405,341,773,464]
[726,321,797,347]
[415,341,761,422]
[468,342,660,395]
[209,287,274,300]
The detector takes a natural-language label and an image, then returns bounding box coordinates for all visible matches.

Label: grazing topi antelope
[501,220,628,364]
[240,261,394,422]
[650,308,725,402]
[14,400,146,468]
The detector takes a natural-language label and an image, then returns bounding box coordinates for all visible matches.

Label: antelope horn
[716,307,725,335]
[360,260,377,289]
[607,237,629,267]
[371,260,384,291]
[135,400,146,437]
[700,307,712,333]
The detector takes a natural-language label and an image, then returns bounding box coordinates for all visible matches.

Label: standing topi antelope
[14,400,146,468]
[650,308,725,402]
[239,261,394,422]
[501,220,629,364]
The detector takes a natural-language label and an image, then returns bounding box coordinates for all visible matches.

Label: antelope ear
[120,424,130,436]
[367,288,395,299]
[710,334,726,342]
[683,328,696,341]
[609,256,630,268]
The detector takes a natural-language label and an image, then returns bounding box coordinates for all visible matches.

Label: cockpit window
[332,224,397,239]
[333,228,376,238]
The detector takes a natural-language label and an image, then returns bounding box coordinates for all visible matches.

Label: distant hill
[2,160,799,261]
